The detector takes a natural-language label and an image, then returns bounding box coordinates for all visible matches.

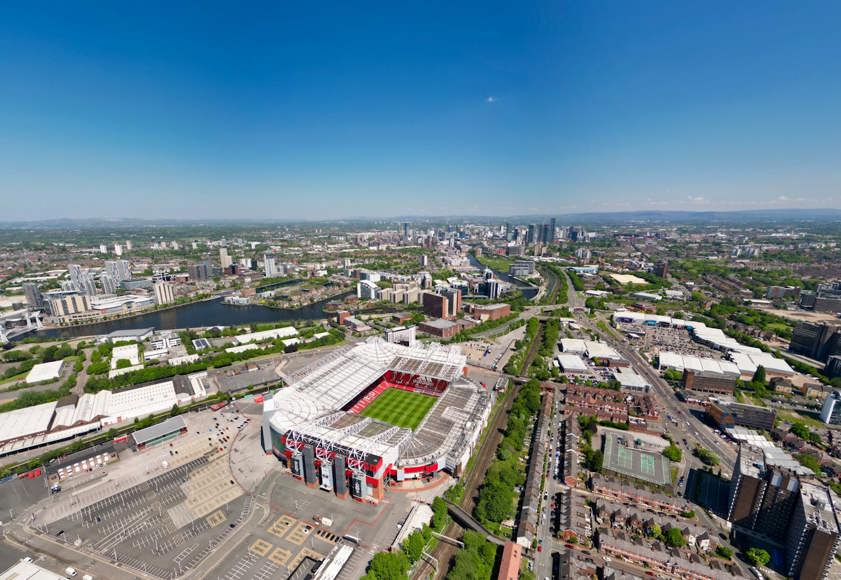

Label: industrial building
[262,338,491,502]
[25,360,65,384]
[0,374,207,457]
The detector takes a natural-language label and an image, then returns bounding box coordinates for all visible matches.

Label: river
[28,293,351,340]
[467,255,539,300]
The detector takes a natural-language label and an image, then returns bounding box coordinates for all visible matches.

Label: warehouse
[25,360,65,384]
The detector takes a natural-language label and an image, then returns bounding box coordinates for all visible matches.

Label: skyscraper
[219,247,232,269]
[527,224,536,245]
[105,260,132,283]
[264,253,278,277]
[549,217,557,243]
[68,264,97,296]
[189,261,211,282]
[100,274,118,295]
[402,222,409,242]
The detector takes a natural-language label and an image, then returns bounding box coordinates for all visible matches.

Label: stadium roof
[267,338,480,468]
[0,401,57,444]
[25,360,64,384]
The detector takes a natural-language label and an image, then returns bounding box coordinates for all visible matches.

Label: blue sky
[1,1,840,220]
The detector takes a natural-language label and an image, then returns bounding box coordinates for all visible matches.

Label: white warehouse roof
[25,360,64,384]
[556,354,589,373]
[234,326,298,345]
[0,401,57,444]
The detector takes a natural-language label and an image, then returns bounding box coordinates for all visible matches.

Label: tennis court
[602,430,671,486]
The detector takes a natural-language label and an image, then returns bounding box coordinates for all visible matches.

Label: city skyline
[2,1,841,219]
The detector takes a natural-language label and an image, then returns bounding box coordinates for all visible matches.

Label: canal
[28,293,352,340]
[467,254,539,300]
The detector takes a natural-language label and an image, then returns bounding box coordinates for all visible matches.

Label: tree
[115,358,132,369]
[715,545,733,560]
[662,443,682,462]
[401,530,425,564]
[363,551,409,580]
[745,547,770,567]
[170,403,181,417]
[752,365,766,384]
[432,496,448,531]
[664,527,686,548]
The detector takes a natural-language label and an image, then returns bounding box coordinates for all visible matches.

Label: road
[577,307,737,474]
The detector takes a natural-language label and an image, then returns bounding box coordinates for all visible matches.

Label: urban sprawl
[1,218,841,580]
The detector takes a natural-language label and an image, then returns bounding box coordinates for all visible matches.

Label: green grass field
[360,388,436,430]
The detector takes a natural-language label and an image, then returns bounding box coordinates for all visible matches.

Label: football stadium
[261,338,493,502]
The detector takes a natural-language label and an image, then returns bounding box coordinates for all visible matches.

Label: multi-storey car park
[261,338,492,502]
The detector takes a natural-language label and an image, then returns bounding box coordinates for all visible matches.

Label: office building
[422,291,449,319]
[444,288,461,318]
[125,240,133,251]
[99,244,108,254]
[653,261,669,278]
[419,254,428,267]
[820,391,841,425]
[189,261,211,282]
[219,247,232,269]
[707,401,776,430]
[526,224,536,245]
[356,280,379,300]
[549,217,557,243]
[479,278,501,300]
[541,223,552,244]
[105,259,132,283]
[264,253,278,277]
[402,222,409,241]
[790,322,841,363]
[153,281,175,306]
[114,243,123,256]
[509,260,535,277]
[23,282,43,309]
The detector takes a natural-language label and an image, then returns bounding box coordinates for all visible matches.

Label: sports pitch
[360,388,437,430]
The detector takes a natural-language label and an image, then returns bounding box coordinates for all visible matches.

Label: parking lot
[10,399,440,579]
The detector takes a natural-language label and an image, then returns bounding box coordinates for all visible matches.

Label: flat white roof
[584,341,622,360]
[111,343,141,368]
[0,561,68,580]
[560,338,587,353]
[556,354,589,372]
[0,401,57,443]
[25,360,64,384]
[234,326,298,345]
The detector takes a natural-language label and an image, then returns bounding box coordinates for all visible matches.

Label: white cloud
[486,96,496,104]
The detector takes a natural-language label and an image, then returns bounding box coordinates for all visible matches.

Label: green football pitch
[360,388,437,431]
